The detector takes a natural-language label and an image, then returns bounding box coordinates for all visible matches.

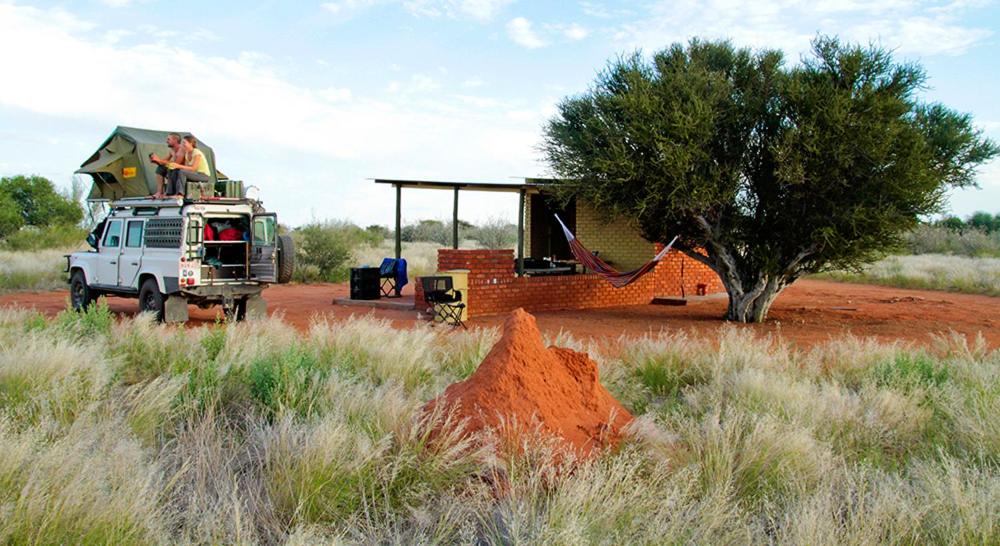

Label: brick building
[375,178,724,318]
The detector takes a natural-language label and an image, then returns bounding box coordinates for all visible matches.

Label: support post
[394,184,401,261]
[517,189,525,276]
[452,186,459,250]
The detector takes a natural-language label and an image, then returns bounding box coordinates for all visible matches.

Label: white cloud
[319,86,353,102]
[403,0,513,22]
[321,0,379,15]
[462,78,486,88]
[506,17,548,49]
[579,1,634,19]
[101,0,133,7]
[103,29,133,45]
[612,0,992,58]
[555,22,588,41]
[0,3,550,224]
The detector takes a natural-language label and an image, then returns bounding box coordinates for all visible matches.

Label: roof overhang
[373,178,546,194]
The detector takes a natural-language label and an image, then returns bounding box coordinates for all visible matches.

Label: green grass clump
[0,306,998,543]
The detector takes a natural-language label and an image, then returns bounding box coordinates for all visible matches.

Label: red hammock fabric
[555,214,678,288]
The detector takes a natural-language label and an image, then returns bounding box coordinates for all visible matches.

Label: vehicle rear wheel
[277,234,295,284]
[138,278,165,321]
[225,297,247,322]
[233,298,247,322]
[70,270,94,311]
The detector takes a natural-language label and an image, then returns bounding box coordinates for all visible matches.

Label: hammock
[554,214,678,288]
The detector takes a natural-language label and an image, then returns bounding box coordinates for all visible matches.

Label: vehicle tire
[276,234,295,284]
[138,278,165,322]
[226,298,247,322]
[70,270,95,312]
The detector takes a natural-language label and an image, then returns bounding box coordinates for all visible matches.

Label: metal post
[452,186,459,250]
[394,184,402,261]
[516,189,525,276]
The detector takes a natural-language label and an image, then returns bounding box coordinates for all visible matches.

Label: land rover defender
[69,126,294,322]
[67,196,294,322]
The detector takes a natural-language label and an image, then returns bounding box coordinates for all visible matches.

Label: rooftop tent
[77,126,219,201]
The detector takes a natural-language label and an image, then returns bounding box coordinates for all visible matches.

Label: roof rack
[110,196,252,208]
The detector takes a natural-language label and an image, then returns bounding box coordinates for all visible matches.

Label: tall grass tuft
[0,308,998,542]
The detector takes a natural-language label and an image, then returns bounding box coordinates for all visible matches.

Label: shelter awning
[374,178,550,278]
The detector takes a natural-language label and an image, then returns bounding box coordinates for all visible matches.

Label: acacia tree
[543,37,998,322]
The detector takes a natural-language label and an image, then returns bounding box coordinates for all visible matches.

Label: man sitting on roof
[149,132,186,198]
[165,135,212,198]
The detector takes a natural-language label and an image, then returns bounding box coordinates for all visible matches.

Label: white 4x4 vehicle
[67,196,294,322]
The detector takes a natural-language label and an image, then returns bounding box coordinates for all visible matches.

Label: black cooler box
[350,267,381,300]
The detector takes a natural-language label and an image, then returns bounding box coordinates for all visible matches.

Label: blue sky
[0,0,998,227]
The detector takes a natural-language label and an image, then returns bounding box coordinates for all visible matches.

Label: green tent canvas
[77,126,219,201]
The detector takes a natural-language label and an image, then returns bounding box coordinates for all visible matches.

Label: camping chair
[421,276,466,329]
[379,257,408,297]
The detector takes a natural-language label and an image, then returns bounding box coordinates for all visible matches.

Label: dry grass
[0,304,998,544]
[0,248,74,294]
[818,254,1000,296]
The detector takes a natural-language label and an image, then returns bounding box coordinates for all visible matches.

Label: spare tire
[276,234,295,284]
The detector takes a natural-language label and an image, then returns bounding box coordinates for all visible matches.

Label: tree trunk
[722,276,786,323]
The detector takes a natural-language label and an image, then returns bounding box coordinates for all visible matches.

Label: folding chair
[379,258,398,297]
[421,276,466,329]
[378,257,408,297]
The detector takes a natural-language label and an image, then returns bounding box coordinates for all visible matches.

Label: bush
[0,192,23,240]
[902,224,1000,257]
[0,175,82,228]
[365,224,391,240]
[470,216,517,249]
[1,224,87,251]
[292,221,380,283]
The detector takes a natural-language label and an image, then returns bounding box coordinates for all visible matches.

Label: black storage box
[350,267,381,300]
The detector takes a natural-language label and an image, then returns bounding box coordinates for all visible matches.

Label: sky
[0,0,998,227]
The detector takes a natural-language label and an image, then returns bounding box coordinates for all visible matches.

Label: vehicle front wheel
[70,270,95,311]
[138,278,165,321]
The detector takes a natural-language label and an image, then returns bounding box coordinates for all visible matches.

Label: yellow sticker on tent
[122,167,137,178]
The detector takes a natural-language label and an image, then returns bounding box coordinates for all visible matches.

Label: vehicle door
[250,213,277,282]
[118,219,145,289]
[96,219,123,286]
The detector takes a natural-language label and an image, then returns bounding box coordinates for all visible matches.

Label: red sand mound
[426,308,633,456]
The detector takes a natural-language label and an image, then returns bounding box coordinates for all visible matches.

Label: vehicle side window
[126,220,144,248]
[103,220,123,249]
[253,216,276,246]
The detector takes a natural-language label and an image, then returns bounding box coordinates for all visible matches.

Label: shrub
[0,175,82,229]
[292,220,380,282]
[0,191,23,240]
[471,216,517,249]
[1,223,87,251]
[903,224,1000,257]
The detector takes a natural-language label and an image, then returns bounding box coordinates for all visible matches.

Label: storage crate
[215,180,245,198]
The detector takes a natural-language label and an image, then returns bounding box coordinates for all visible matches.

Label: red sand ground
[1,279,998,349]
[424,308,633,456]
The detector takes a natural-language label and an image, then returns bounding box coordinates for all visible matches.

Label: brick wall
[416,246,725,317]
[573,205,653,271]
[652,243,726,297]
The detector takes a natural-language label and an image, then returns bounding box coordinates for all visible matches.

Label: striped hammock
[554,214,678,288]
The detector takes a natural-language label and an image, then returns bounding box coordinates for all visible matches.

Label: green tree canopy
[967,211,1000,233]
[0,191,23,240]
[543,37,998,322]
[0,175,83,229]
